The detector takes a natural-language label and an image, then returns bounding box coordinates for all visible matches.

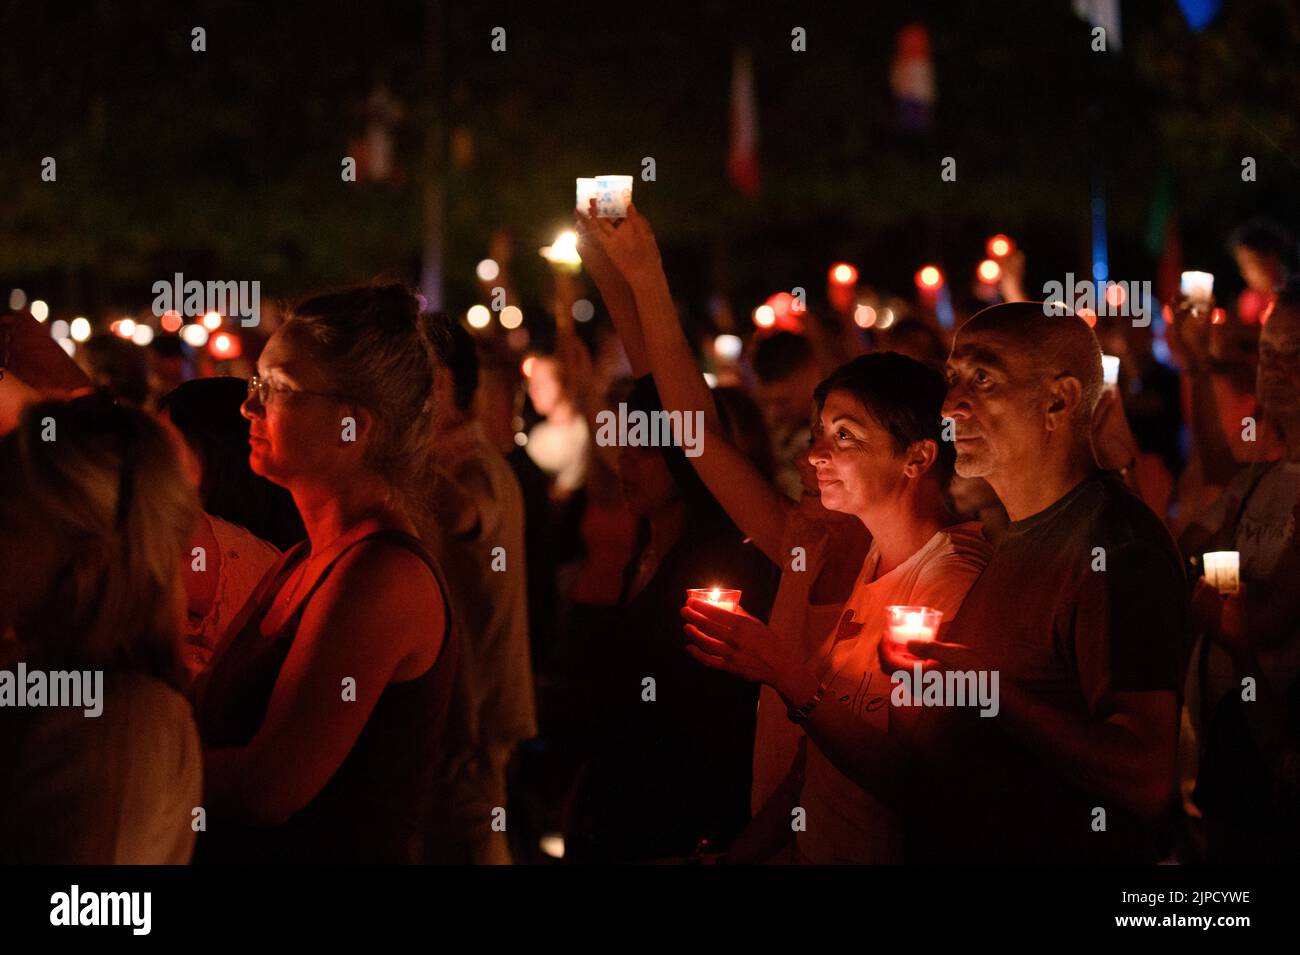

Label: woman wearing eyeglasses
[194,285,458,864]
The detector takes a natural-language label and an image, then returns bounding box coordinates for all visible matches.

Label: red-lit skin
[525,355,565,417]
[935,320,1176,820]
[1234,246,1285,294]
[240,326,358,489]
[207,321,446,827]
[941,330,1066,497]
[684,388,949,696]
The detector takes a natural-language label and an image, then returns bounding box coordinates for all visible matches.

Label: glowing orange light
[987,235,1014,259]
[854,304,877,328]
[916,265,943,290]
[161,309,183,333]
[1261,298,1276,325]
[209,332,241,359]
[202,311,223,331]
[753,305,776,328]
[1211,307,1227,326]
[1077,308,1097,328]
[977,259,1001,283]
[829,263,858,286]
[1105,284,1126,309]
[1162,304,1174,325]
[521,356,537,378]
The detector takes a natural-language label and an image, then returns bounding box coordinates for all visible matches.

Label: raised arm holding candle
[681,350,991,863]
[578,201,872,852]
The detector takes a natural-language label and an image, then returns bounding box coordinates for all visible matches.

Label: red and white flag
[727,48,760,197]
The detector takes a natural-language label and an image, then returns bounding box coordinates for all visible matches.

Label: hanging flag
[348,85,403,183]
[1178,0,1222,32]
[890,23,935,132]
[726,48,760,197]
[1072,0,1123,51]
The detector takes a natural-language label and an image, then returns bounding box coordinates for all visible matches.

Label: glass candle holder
[884,605,943,645]
[576,177,600,214]
[595,174,633,218]
[687,587,742,612]
[1102,354,1120,387]
[1202,551,1240,595]
[1180,271,1215,306]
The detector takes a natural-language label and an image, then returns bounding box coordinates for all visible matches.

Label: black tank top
[196,529,458,863]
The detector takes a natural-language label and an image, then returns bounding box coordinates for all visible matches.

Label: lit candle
[575,177,600,214]
[1102,354,1120,387]
[1202,551,1240,595]
[687,587,742,613]
[594,174,634,218]
[884,605,943,645]
[1180,271,1215,306]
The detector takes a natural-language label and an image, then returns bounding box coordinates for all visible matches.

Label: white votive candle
[1181,271,1215,305]
[687,587,742,613]
[576,177,600,214]
[1202,551,1240,595]
[884,605,943,644]
[1102,354,1120,387]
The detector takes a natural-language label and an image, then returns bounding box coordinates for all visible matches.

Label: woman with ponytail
[195,284,457,863]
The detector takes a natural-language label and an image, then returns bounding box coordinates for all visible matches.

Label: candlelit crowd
[1,211,1298,865]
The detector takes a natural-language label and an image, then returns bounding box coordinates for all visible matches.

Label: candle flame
[904,611,923,628]
[709,588,721,602]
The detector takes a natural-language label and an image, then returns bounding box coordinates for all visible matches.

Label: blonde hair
[1,396,199,689]
[283,284,438,518]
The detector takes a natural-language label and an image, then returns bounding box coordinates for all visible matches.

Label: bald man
[889,301,1187,863]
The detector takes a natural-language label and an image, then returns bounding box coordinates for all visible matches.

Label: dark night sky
[3,0,1298,330]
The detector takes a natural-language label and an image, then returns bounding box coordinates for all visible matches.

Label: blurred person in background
[523,350,589,499]
[751,330,826,500]
[0,396,203,863]
[158,377,302,682]
[475,343,559,674]
[77,333,151,408]
[1230,219,1295,324]
[1179,277,1300,863]
[419,313,536,864]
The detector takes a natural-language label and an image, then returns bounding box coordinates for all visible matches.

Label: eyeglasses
[246,375,349,406]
